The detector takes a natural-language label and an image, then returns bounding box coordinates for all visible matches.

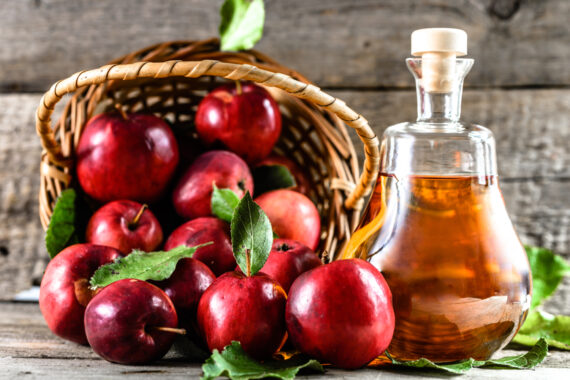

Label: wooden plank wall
[0,0,568,312]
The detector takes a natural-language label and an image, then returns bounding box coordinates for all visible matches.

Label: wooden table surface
[1,301,568,379]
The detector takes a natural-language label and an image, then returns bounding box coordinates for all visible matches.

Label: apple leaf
[219,0,265,52]
[45,189,81,259]
[231,191,272,276]
[388,338,548,374]
[252,164,296,196]
[212,184,240,223]
[513,310,570,350]
[89,244,211,289]
[525,245,570,309]
[201,341,324,380]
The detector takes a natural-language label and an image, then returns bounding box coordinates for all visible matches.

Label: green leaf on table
[212,184,241,223]
[513,310,570,350]
[219,0,265,52]
[89,244,211,289]
[231,191,273,276]
[388,338,548,374]
[252,164,296,196]
[201,341,324,380]
[525,245,570,308]
[45,189,80,258]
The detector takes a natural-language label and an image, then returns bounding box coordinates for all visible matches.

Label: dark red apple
[259,239,322,293]
[286,258,395,369]
[255,189,321,250]
[172,150,253,220]
[76,111,179,203]
[84,279,179,364]
[86,200,163,254]
[155,258,215,323]
[256,155,312,196]
[195,81,281,164]
[164,217,235,276]
[197,271,287,360]
[39,244,122,345]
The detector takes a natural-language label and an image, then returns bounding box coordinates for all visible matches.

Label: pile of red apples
[39,81,395,369]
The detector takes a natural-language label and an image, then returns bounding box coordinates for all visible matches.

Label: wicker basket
[35,39,379,260]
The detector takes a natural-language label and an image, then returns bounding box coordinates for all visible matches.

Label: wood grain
[1,0,568,92]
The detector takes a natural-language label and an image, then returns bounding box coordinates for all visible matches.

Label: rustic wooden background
[0,0,568,314]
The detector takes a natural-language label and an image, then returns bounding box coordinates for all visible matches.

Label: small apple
[172,150,253,220]
[255,190,321,250]
[197,272,287,360]
[256,155,312,196]
[84,279,179,364]
[39,244,122,345]
[164,217,235,276]
[195,81,281,164]
[76,111,179,203]
[286,259,395,369]
[258,239,322,293]
[86,200,163,254]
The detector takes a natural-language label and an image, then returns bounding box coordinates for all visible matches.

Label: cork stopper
[411,28,467,93]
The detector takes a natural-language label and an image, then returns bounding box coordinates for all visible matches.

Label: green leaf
[212,184,241,223]
[219,0,265,51]
[231,191,272,276]
[201,341,324,380]
[388,338,548,374]
[45,189,80,258]
[513,310,570,350]
[89,244,211,289]
[252,164,296,196]
[525,245,570,308]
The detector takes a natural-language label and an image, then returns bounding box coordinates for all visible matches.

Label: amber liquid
[344,174,531,362]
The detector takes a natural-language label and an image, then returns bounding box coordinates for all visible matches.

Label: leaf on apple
[89,244,212,289]
[387,338,548,374]
[231,191,272,276]
[45,189,81,259]
[525,245,570,309]
[211,184,241,223]
[201,341,324,380]
[252,164,296,196]
[219,0,265,52]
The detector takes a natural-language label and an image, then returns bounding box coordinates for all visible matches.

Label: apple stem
[129,204,148,229]
[245,248,251,277]
[152,326,187,335]
[235,80,242,95]
[114,104,129,120]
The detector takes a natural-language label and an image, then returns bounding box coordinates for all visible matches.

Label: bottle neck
[416,80,464,123]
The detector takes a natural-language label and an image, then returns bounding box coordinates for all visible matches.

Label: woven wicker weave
[35,40,379,260]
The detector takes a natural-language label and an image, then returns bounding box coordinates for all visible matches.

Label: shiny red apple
[195,82,281,164]
[197,271,287,360]
[286,258,395,369]
[172,150,253,220]
[164,217,235,276]
[256,155,312,196]
[84,279,178,364]
[86,200,163,254]
[255,189,321,250]
[39,244,122,345]
[76,111,179,203]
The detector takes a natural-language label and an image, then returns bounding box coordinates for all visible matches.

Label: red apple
[256,155,312,196]
[77,111,179,203]
[195,82,281,164]
[86,200,163,254]
[84,279,178,364]
[172,150,253,220]
[286,259,395,369]
[164,217,235,276]
[259,239,322,293]
[39,244,122,345]
[255,190,321,250]
[197,271,287,360]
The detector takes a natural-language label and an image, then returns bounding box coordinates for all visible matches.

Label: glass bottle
[342,29,531,362]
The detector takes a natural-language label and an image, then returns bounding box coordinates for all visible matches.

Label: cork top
[411,28,467,56]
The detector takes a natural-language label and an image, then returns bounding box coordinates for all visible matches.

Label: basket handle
[36,60,380,210]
